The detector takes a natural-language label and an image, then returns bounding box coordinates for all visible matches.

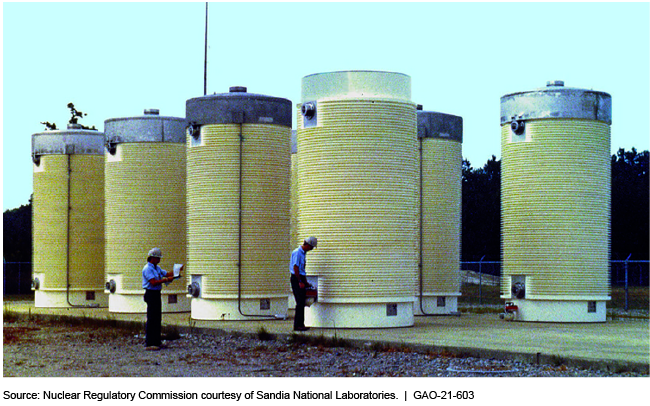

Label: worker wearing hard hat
[290,237,317,331]
[142,247,181,351]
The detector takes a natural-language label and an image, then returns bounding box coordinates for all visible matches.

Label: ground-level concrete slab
[3,301,648,374]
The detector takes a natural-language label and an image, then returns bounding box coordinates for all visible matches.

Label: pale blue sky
[3,1,649,211]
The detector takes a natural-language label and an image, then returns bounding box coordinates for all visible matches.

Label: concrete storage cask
[104,109,188,313]
[186,87,291,320]
[290,130,299,249]
[500,81,611,322]
[288,130,299,310]
[415,110,463,315]
[297,71,419,328]
[32,124,106,307]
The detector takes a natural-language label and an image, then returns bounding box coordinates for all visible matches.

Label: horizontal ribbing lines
[420,139,462,294]
[187,124,290,297]
[297,99,418,300]
[33,155,105,290]
[105,143,186,292]
[501,119,611,298]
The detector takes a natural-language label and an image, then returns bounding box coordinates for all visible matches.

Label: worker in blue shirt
[290,236,317,331]
[142,247,180,351]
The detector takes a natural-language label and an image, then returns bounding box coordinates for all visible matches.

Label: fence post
[624,254,631,312]
[479,255,486,306]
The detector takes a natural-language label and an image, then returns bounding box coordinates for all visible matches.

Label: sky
[3,1,650,212]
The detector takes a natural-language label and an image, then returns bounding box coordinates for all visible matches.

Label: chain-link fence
[459,260,502,307]
[459,259,649,313]
[610,259,649,312]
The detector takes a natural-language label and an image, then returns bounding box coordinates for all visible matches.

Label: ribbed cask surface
[420,138,462,295]
[105,143,186,292]
[187,124,291,298]
[297,99,418,302]
[33,155,105,290]
[501,119,611,298]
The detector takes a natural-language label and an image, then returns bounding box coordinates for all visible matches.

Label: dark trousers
[291,274,306,330]
[144,289,162,347]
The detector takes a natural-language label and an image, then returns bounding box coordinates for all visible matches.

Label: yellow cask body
[104,111,188,313]
[500,81,611,322]
[32,128,106,307]
[298,71,418,328]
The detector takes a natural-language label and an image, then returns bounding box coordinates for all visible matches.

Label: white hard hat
[148,247,163,258]
[304,236,318,248]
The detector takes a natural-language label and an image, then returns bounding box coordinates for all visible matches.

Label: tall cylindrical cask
[500,81,611,322]
[32,124,106,307]
[415,111,463,315]
[297,71,418,328]
[104,110,188,313]
[186,87,292,320]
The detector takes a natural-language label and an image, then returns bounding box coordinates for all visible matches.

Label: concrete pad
[4,301,648,374]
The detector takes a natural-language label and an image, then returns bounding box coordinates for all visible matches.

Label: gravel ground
[3,318,644,377]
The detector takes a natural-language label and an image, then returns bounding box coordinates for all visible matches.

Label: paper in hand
[173,264,183,278]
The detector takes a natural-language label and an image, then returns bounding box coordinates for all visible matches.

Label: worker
[290,236,317,331]
[142,247,180,351]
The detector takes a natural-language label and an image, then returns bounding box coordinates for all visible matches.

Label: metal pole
[203,2,208,96]
[235,119,276,320]
[64,154,101,308]
[66,154,73,306]
[625,254,631,311]
[479,255,485,305]
[237,122,244,313]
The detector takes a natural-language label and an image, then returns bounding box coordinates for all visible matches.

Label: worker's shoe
[294,327,310,332]
[145,346,160,351]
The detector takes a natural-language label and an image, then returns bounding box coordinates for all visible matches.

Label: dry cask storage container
[297,70,419,328]
[500,81,611,322]
[104,110,188,313]
[288,130,299,309]
[32,124,106,307]
[186,87,292,320]
[290,130,299,249]
[415,110,463,315]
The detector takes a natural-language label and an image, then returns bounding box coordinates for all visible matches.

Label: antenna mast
[204,2,208,95]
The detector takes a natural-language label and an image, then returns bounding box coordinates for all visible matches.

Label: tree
[3,195,33,262]
[611,148,649,259]
[461,155,501,261]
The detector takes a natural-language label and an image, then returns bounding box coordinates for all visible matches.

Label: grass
[2,293,34,302]
[458,283,504,306]
[3,307,143,336]
[610,286,649,311]
[287,331,351,349]
[256,327,276,341]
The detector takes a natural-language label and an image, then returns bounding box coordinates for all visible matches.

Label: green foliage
[3,195,33,262]
[461,156,501,261]
[611,148,649,259]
